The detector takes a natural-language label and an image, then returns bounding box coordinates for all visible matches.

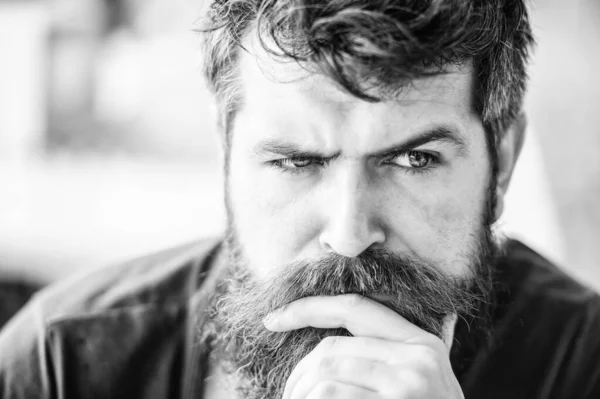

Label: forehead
[231,34,480,151]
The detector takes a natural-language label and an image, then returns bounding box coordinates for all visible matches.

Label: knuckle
[415,345,440,370]
[311,381,339,399]
[365,358,379,375]
[318,355,337,374]
[318,335,340,352]
[401,370,430,397]
[428,335,449,352]
[344,293,365,308]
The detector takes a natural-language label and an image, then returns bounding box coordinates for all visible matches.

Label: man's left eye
[392,150,437,169]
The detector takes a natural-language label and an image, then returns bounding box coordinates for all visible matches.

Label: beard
[202,228,497,399]
[202,172,500,399]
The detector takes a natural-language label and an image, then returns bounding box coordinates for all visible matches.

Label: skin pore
[200,30,528,398]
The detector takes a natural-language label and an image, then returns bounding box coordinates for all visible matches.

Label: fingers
[269,295,462,399]
[282,336,460,399]
[283,336,450,399]
[296,336,404,364]
[264,294,430,342]
[283,337,388,399]
[288,356,393,399]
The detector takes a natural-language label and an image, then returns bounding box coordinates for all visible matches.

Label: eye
[392,150,436,169]
[269,156,326,174]
[276,157,315,169]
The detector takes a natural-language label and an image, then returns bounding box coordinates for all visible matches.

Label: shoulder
[33,236,223,323]
[498,238,600,324]
[0,237,223,399]
[503,239,600,369]
[461,238,600,398]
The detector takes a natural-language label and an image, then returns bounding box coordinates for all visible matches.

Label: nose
[319,163,386,258]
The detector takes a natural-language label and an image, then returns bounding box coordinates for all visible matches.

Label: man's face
[226,41,492,283]
[211,37,498,399]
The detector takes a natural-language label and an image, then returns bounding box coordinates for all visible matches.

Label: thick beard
[202,225,496,399]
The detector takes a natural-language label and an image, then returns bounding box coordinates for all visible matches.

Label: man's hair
[199,0,534,153]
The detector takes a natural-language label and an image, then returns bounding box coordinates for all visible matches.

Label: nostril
[321,237,371,258]
[320,225,386,258]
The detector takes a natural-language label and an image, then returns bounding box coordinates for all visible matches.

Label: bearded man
[1,1,600,398]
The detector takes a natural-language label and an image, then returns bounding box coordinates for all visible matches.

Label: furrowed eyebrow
[253,140,340,159]
[253,125,468,159]
[371,126,469,159]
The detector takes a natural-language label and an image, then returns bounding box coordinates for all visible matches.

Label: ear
[493,113,527,222]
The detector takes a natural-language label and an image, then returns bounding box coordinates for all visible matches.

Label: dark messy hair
[199,0,534,156]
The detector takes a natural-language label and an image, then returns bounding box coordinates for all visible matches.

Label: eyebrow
[253,125,468,159]
[254,140,339,159]
[373,125,469,159]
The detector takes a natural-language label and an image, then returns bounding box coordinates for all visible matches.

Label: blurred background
[0,0,599,318]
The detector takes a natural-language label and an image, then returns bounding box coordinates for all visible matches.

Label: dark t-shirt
[1,238,599,399]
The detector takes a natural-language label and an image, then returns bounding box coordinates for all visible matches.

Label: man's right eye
[269,157,325,174]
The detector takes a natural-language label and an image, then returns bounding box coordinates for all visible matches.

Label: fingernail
[263,313,276,328]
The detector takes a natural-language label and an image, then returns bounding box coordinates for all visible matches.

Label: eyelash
[384,150,439,175]
[269,157,328,175]
[269,151,440,176]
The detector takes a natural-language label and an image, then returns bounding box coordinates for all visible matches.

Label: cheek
[389,160,490,275]
[430,192,483,243]
[228,155,318,276]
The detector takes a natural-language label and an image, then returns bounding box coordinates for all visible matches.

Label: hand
[263,294,463,399]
